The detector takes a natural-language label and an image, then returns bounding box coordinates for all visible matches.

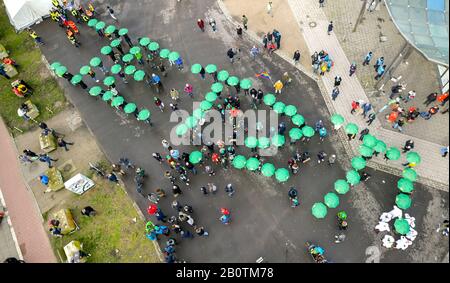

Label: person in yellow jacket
[27,29,44,45]
[274,80,283,94]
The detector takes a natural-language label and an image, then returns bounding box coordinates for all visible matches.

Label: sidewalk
[0,119,56,263]
[0,190,21,261]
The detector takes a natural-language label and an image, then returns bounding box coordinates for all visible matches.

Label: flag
[256,71,271,80]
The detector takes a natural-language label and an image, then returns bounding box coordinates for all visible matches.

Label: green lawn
[0,3,66,135]
[48,174,161,263]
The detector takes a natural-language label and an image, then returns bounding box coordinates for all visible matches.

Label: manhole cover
[309,21,317,28]
[63,164,73,172]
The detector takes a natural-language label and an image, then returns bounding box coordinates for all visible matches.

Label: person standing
[28,29,45,45]
[199,67,206,80]
[402,140,414,153]
[327,21,333,35]
[331,87,340,101]
[152,152,164,164]
[334,75,342,87]
[274,30,282,49]
[242,15,248,30]
[263,34,268,49]
[349,62,357,76]
[197,19,205,32]
[317,151,327,164]
[183,84,194,98]
[362,102,372,118]
[154,97,165,112]
[250,46,260,60]
[267,2,273,17]
[209,18,217,32]
[106,5,118,21]
[227,48,236,63]
[363,52,373,66]
[293,50,301,65]
[169,89,180,101]
[57,137,74,151]
[440,146,449,158]
[225,184,235,197]
[236,26,243,38]
[403,90,416,103]
[359,128,369,141]
[328,154,336,166]
[423,92,438,106]
[274,80,284,94]
[319,0,325,7]
[366,113,376,125]
[375,65,386,80]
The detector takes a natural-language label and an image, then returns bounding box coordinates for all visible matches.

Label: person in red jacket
[197,19,205,32]
[437,92,449,106]
[350,101,359,114]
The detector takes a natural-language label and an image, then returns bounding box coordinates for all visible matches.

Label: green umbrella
[402,168,418,182]
[176,124,189,136]
[70,74,83,85]
[312,203,328,219]
[272,102,286,114]
[271,134,285,147]
[397,178,414,193]
[334,180,350,195]
[245,136,258,149]
[89,86,102,96]
[102,91,114,101]
[261,163,276,177]
[292,114,305,126]
[217,70,229,82]
[396,194,412,210]
[351,156,367,170]
[346,170,361,186]
[373,140,387,153]
[191,64,204,74]
[122,53,134,63]
[258,137,271,149]
[111,96,125,107]
[205,64,217,74]
[105,25,116,34]
[193,108,205,120]
[302,126,315,138]
[205,92,218,102]
[139,37,151,47]
[159,49,171,59]
[125,65,137,75]
[200,101,213,111]
[148,42,160,51]
[124,103,137,114]
[137,109,151,121]
[168,51,180,61]
[129,46,141,55]
[103,76,116,86]
[345,123,359,135]
[111,64,122,74]
[330,114,345,126]
[240,78,252,90]
[50,62,61,71]
[275,168,290,183]
[87,18,98,28]
[263,94,276,106]
[394,218,410,235]
[324,192,340,208]
[118,28,128,36]
[211,83,224,93]
[110,39,122,48]
[55,66,68,76]
[189,151,203,164]
[232,155,247,169]
[284,105,298,117]
[289,128,303,140]
[359,145,374,157]
[90,57,102,67]
[406,152,421,165]
[227,76,240,86]
[386,147,401,161]
[246,157,260,171]
[337,211,348,220]
[363,134,378,148]
[185,116,198,129]
[95,21,106,30]
[134,70,146,81]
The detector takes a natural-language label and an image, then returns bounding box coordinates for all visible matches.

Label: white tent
[4,0,53,31]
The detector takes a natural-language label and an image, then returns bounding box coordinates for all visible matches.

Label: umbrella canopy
[103,76,116,86]
[118,28,128,36]
[70,74,83,85]
[359,145,374,157]
[263,94,276,106]
[55,66,67,76]
[261,163,276,177]
[406,152,421,165]
[87,18,98,28]
[396,194,412,210]
[89,86,102,96]
[245,136,258,149]
[185,116,198,129]
[292,114,305,126]
[334,180,350,195]
[50,62,61,71]
[137,109,151,121]
[402,168,418,182]
[289,128,303,140]
[124,103,137,114]
[79,65,91,75]
[258,137,271,149]
[232,155,247,169]
[271,134,286,147]
[312,203,328,219]
[373,140,387,153]
[90,57,102,67]
[351,156,367,170]
[122,53,134,63]
[102,91,114,102]
[134,70,146,81]
[159,49,171,59]
[302,126,315,138]
[346,170,361,186]
[337,211,348,220]
[191,63,203,74]
[147,204,157,215]
[345,123,359,135]
[148,42,160,51]
[394,218,411,235]
[111,64,122,74]
[105,25,116,34]
[246,157,260,171]
[330,114,345,126]
[139,37,151,47]
[205,64,217,74]
[168,51,180,61]
[110,39,121,48]
[111,96,125,107]
[272,102,286,114]
[95,21,106,30]
[176,124,189,136]
[189,151,203,164]
[227,76,240,86]
[363,134,378,148]
[217,70,230,82]
[129,46,141,55]
[125,65,137,75]
[386,147,401,161]
[324,192,340,208]
[200,101,213,111]
[193,108,205,120]
[284,105,298,117]
[211,82,224,93]
[397,178,414,193]
[205,92,218,102]
[275,168,290,182]
[240,78,252,90]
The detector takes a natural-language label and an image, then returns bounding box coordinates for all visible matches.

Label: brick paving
[0,119,56,263]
